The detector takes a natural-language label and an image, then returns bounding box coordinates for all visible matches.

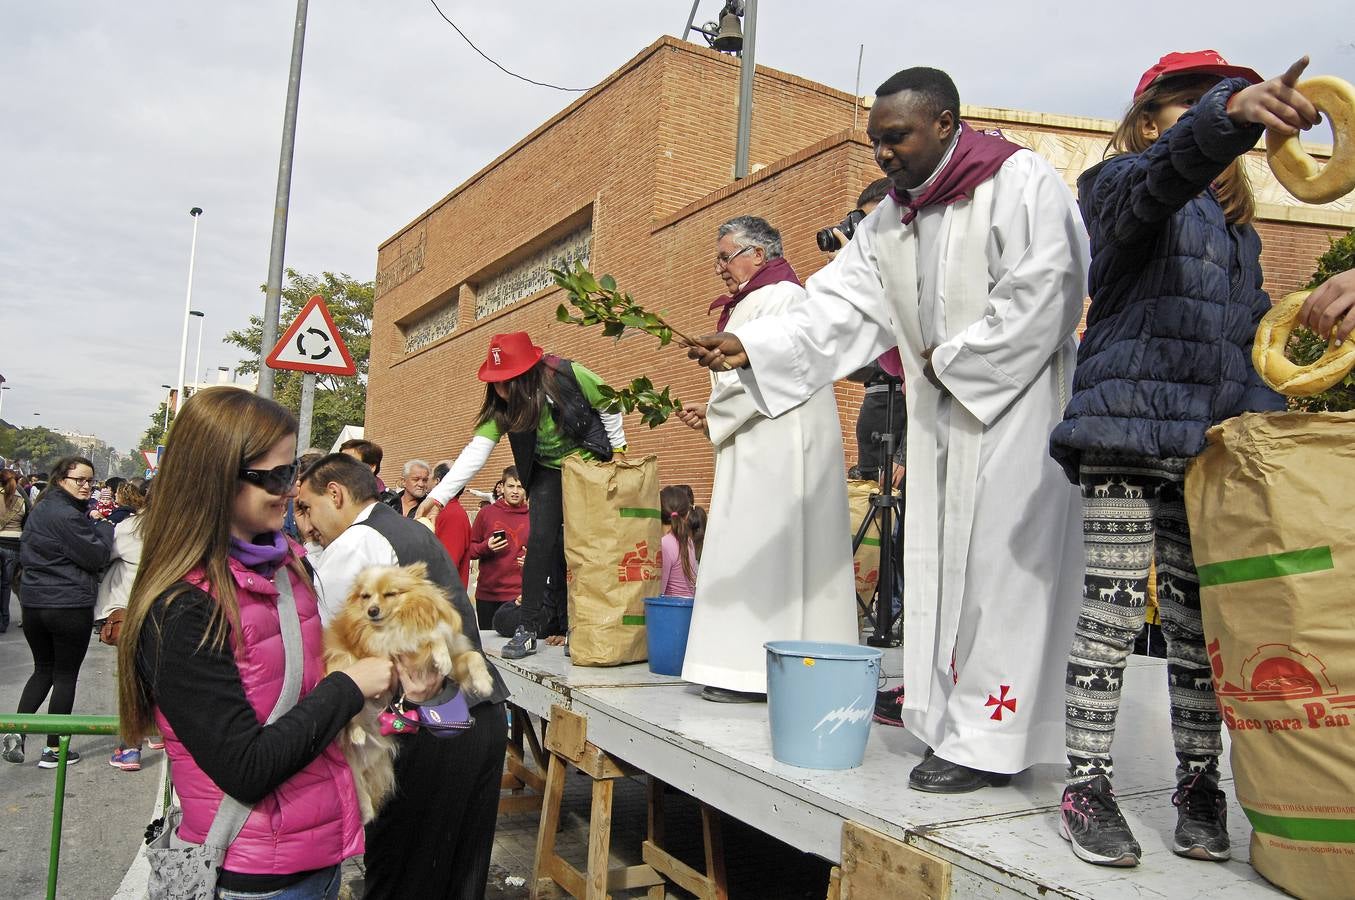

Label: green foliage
[139,403,174,451]
[6,426,77,472]
[595,377,682,429]
[552,261,691,348]
[223,269,373,450]
[1286,229,1355,412]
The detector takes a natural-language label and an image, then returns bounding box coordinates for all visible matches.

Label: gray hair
[717,216,782,260]
[403,458,431,477]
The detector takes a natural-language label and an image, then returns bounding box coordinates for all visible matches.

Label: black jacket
[18,488,113,608]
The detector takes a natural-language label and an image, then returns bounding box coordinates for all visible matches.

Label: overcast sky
[2,1,1352,451]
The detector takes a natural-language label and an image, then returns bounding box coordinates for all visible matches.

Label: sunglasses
[238,459,300,496]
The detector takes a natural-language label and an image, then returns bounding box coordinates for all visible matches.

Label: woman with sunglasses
[116,388,394,899]
[2,456,113,768]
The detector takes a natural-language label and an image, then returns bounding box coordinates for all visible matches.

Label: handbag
[144,566,305,900]
[381,682,474,738]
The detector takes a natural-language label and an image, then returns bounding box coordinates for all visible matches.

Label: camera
[816,208,867,252]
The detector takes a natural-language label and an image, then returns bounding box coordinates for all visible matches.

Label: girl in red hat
[1050,54,1320,868]
[420,332,625,658]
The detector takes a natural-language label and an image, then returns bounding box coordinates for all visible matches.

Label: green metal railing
[1,713,121,900]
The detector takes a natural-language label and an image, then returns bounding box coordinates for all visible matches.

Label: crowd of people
[2,47,1355,899]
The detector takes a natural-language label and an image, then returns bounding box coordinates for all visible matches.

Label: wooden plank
[574,742,634,780]
[546,704,587,762]
[586,778,614,900]
[826,866,841,900]
[643,841,714,898]
[605,864,665,891]
[840,821,951,900]
[701,803,728,900]
[530,753,568,900]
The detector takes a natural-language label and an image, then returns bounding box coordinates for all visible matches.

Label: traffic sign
[265,294,357,376]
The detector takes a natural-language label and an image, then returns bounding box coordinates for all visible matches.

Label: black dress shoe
[908,753,1012,794]
[700,686,767,703]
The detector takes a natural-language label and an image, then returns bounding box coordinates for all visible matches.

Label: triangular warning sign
[265,295,357,376]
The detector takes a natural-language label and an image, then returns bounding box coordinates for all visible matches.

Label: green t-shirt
[473,362,612,469]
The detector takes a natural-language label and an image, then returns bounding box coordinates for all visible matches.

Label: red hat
[1134,50,1262,100]
[478,332,543,382]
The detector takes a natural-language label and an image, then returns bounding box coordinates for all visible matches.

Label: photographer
[832,179,906,483]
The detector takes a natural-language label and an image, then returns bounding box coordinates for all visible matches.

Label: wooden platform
[485,634,1284,899]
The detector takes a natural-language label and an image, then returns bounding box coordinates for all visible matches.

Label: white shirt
[313,502,398,624]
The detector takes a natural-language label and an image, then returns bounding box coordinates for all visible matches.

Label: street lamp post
[160,384,173,434]
[176,208,204,412]
[190,310,206,397]
[0,385,10,423]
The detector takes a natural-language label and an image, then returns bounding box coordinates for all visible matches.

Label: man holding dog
[295,452,508,899]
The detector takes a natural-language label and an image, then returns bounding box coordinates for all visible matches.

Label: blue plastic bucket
[765,640,882,769]
[644,595,695,676]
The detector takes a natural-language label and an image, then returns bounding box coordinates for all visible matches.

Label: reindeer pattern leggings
[1065,451,1221,785]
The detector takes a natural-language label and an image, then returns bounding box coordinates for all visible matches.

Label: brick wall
[368,35,1354,512]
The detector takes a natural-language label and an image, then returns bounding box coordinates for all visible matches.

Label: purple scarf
[708,256,801,331]
[889,123,1021,225]
[229,531,290,576]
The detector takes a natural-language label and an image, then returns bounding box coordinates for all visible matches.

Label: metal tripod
[852,375,903,647]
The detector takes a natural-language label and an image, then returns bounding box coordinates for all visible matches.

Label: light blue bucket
[765,640,882,770]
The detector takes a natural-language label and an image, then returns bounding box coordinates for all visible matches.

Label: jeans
[216,865,342,900]
[519,467,565,637]
[0,545,16,628]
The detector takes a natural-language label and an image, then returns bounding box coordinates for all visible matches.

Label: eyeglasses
[238,459,300,496]
[715,246,755,268]
[64,476,95,487]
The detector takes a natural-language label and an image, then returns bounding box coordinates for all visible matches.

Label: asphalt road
[0,616,154,900]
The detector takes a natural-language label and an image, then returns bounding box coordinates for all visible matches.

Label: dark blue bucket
[643,595,694,676]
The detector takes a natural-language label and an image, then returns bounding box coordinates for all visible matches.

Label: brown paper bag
[847,479,882,609]
[1184,411,1355,899]
[562,454,661,666]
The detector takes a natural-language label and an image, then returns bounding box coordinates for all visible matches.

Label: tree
[1288,229,1355,412]
[224,269,372,450]
[139,402,174,451]
[7,426,77,473]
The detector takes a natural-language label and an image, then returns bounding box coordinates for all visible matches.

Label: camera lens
[816,227,843,253]
[816,209,867,253]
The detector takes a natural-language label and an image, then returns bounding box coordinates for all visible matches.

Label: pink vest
[154,544,364,874]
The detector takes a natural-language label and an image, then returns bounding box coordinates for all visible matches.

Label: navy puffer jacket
[19,486,113,608]
[1050,78,1285,481]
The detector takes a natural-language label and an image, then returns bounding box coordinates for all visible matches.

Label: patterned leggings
[1065,451,1220,785]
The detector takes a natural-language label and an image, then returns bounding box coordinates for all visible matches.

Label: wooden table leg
[530,752,567,900]
[586,777,615,900]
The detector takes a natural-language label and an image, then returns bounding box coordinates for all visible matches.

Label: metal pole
[46,734,71,900]
[191,311,206,393]
[161,384,172,434]
[733,0,757,178]
[0,386,7,422]
[258,0,311,400]
[683,0,701,40]
[852,44,864,131]
[175,209,203,408]
[297,372,316,451]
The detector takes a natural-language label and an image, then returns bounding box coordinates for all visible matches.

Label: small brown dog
[324,562,494,822]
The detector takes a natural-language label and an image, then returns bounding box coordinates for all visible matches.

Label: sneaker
[1059,775,1141,867]
[501,627,538,660]
[1,733,23,764]
[146,739,165,751]
[873,684,906,727]
[1172,771,1231,861]
[38,748,80,769]
[109,748,142,771]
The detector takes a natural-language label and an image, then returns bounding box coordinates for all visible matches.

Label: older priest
[677,216,857,703]
[690,68,1088,792]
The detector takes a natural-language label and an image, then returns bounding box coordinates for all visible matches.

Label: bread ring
[1265,76,1355,204]
[1253,289,1355,396]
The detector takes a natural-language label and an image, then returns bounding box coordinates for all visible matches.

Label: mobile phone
[492,530,506,541]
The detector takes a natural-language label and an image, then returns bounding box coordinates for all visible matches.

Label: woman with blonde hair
[117,387,393,899]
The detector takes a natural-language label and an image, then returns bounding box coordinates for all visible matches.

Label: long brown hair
[117,388,298,744]
[660,485,698,586]
[476,361,555,434]
[0,469,23,516]
[1108,75,1254,224]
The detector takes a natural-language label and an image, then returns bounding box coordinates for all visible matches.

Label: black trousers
[519,467,566,637]
[16,605,94,748]
[363,700,508,900]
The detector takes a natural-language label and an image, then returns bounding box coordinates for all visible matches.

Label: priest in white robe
[689,68,1088,792]
[678,216,857,702]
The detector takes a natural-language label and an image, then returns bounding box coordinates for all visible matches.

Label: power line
[427,0,593,93]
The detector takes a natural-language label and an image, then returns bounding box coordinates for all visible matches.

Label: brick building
[369,36,1355,508]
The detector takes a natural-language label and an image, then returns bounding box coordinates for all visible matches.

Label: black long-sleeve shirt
[136,586,363,805]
